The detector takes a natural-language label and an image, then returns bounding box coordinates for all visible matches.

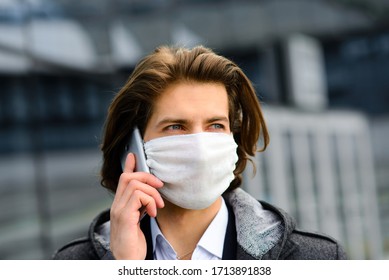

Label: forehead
[152,82,229,116]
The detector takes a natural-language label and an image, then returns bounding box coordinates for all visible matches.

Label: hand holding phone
[109,127,164,259]
[110,151,164,259]
[120,127,151,221]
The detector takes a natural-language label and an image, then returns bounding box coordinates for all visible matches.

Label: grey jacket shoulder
[52,209,115,260]
[53,237,97,260]
[53,235,116,260]
[259,200,347,260]
[278,229,346,259]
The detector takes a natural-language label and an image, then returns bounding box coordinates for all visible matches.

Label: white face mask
[144,132,238,210]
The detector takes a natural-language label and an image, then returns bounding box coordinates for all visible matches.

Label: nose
[190,124,205,134]
[191,129,203,134]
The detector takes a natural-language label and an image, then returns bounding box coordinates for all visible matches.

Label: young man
[53,46,346,260]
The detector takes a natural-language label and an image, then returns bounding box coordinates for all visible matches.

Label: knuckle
[132,189,143,198]
[110,208,119,219]
[119,172,131,183]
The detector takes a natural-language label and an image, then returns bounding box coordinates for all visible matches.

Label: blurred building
[0,0,388,259]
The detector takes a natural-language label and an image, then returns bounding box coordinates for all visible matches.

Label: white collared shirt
[150,198,229,260]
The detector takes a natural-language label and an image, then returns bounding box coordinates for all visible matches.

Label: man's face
[143,82,231,142]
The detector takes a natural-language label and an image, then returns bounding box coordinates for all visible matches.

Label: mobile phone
[121,127,150,173]
[121,127,150,221]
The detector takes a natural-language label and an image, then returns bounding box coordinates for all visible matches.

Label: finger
[114,179,164,210]
[130,190,159,218]
[119,172,163,188]
[115,172,164,200]
[123,153,136,173]
[115,190,158,223]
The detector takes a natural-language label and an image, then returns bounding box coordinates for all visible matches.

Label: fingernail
[156,178,163,185]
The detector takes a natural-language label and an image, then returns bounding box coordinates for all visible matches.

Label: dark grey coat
[53,188,346,260]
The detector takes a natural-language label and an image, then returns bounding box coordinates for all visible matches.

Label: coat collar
[223,188,287,259]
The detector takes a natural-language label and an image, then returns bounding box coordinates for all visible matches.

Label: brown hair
[100,45,269,193]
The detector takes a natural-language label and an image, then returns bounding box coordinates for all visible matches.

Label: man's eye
[167,124,183,130]
[211,124,224,129]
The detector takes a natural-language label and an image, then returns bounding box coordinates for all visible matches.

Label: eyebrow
[206,116,230,123]
[156,116,229,127]
[156,118,189,127]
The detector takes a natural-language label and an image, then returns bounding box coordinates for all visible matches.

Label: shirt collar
[150,198,229,259]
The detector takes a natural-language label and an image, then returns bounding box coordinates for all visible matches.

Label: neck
[156,197,222,258]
